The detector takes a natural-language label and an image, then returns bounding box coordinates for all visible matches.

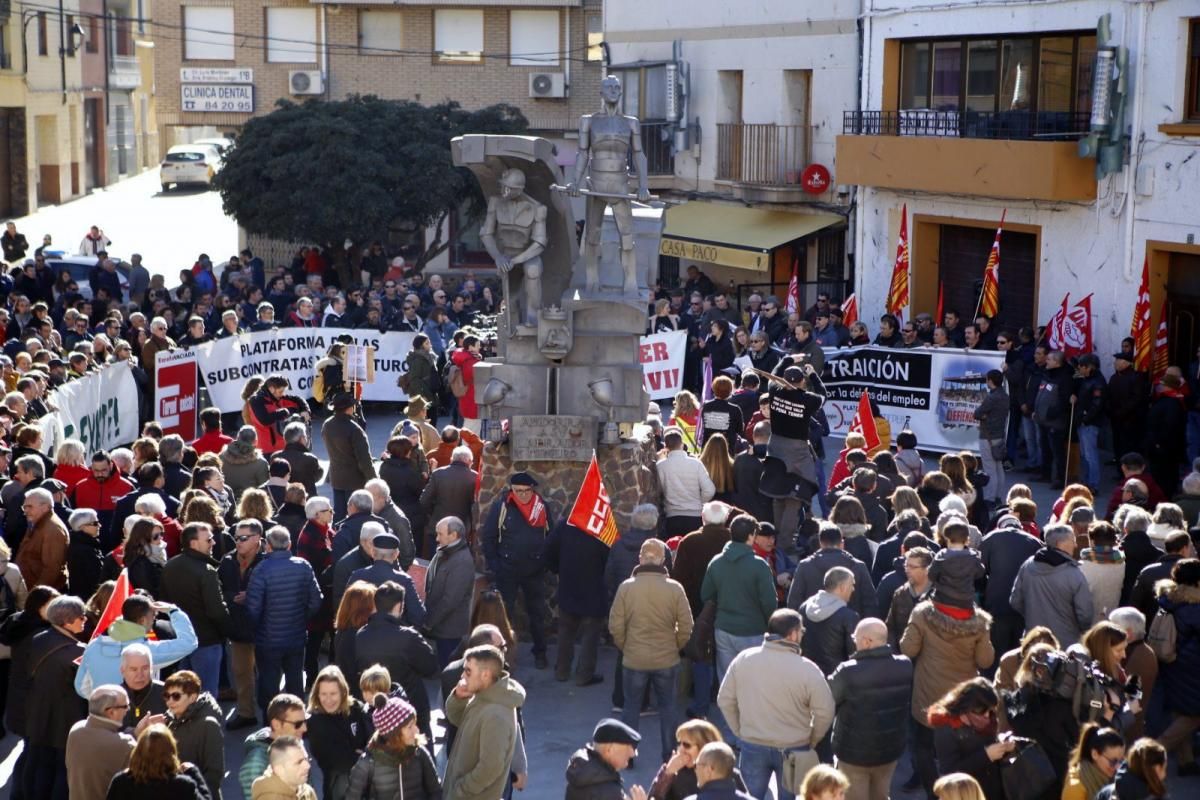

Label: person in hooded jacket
[1009,524,1094,651]
[564,718,644,800]
[345,694,440,800]
[162,670,224,800]
[787,523,876,618]
[219,427,271,502]
[800,566,859,678]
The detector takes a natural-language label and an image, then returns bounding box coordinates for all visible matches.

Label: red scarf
[934,600,974,621]
[510,491,548,528]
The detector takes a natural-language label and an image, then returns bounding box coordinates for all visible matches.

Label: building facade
[602,0,860,304]
[838,0,1200,361]
[153,0,603,269]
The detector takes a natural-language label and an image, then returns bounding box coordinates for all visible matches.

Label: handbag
[1000,739,1057,800]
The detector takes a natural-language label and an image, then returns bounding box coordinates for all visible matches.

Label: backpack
[1027,649,1111,723]
[397,369,413,394]
[312,368,327,404]
[1147,607,1179,663]
[447,364,468,398]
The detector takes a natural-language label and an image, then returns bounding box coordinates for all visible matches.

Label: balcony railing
[109,55,140,90]
[843,109,1091,141]
[638,121,675,176]
[717,123,809,186]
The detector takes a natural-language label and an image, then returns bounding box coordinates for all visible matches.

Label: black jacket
[25,626,87,748]
[688,776,755,800]
[481,492,554,578]
[353,612,438,728]
[1130,554,1185,622]
[332,511,394,564]
[67,530,106,601]
[160,549,231,647]
[106,763,212,800]
[1076,372,1108,426]
[787,547,877,618]
[1004,350,1029,410]
[699,398,744,449]
[1034,364,1074,431]
[217,550,264,643]
[1121,531,1162,604]
[828,645,913,766]
[980,524,1042,618]
[276,443,324,496]
[345,742,442,800]
[0,611,50,735]
[731,448,773,523]
[545,522,610,618]
[1108,367,1149,424]
[932,720,1004,800]
[800,595,858,677]
[163,462,193,499]
[380,457,426,537]
[308,700,373,798]
[1005,686,1079,794]
[565,746,624,800]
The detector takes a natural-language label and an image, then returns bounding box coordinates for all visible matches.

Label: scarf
[1078,759,1111,799]
[934,600,975,621]
[1081,546,1125,564]
[510,491,548,528]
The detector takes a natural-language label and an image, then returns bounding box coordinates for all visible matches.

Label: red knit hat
[371,694,416,738]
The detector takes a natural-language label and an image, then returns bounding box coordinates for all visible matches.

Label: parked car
[42,255,132,301]
[194,136,235,156]
[160,144,223,192]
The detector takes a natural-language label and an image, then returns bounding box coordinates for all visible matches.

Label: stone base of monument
[475,429,662,643]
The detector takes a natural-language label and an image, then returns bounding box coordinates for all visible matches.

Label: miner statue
[481,168,548,328]
[566,74,652,296]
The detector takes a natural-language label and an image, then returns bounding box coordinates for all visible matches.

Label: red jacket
[72,472,134,512]
[53,463,90,490]
[451,348,482,419]
[191,430,233,456]
[248,389,306,455]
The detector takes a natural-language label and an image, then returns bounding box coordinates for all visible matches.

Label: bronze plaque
[510,415,596,462]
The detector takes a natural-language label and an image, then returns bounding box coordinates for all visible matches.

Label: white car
[41,255,131,301]
[194,136,235,156]
[160,144,222,192]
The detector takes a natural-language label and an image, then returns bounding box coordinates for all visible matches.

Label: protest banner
[638,330,687,400]
[819,345,1005,453]
[192,329,417,412]
[155,348,200,439]
[38,361,140,456]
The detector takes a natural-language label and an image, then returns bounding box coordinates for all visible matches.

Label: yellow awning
[659,203,843,272]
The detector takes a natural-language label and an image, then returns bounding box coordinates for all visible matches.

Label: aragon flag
[567,452,620,547]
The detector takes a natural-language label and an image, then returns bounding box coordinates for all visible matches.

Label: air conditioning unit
[289,70,324,96]
[529,72,566,99]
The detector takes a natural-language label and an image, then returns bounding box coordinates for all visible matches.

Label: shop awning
[659,202,843,272]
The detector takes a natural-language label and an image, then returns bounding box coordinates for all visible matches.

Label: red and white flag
[1131,257,1153,372]
[90,569,132,642]
[1152,298,1170,385]
[1045,293,1070,351]
[786,259,801,315]
[567,453,620,547]
[1061,293,1094,358]
[828,391,880,489]
[841,293,859,327]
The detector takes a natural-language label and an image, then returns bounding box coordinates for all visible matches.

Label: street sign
[180,67,253,83]
[181,84,254,113]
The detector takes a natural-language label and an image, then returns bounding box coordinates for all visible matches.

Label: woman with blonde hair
[799,764,850,800]
[670,391,701,452]
[106,724,210,800]
[888,486,931,534]
[939,453,977,509]
[931,773,985,800]
[699,434,735,504]
[647,298,680,335]
[649,719,747,800]
[306,664,371,799]
[235,488,274,526]
[52,439,89,489]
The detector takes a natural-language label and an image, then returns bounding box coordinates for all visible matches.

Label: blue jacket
[481,493,554,578]
[245,550,322,648]
[346,560,427,628]
[546,522,610,619]
[1156,578,1200,716]
[75,608,198,697]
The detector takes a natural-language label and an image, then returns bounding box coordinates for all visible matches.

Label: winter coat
[716,636,835,748]
[0,561,28,659]
[276,443,324,496]
[929,547,985,610]
[801,589,859,676]
[1005,686,1079,792]
[701,541,777,637]
[656,450,716,518]
[346,742,442,800]
[442,671,525,800]
[973,385,1009,440]
[166,693,225,799]
[68,529,106,601]
[872,528,936,585]
[1010,547,1094,649]
[828,644,913,766]
[419,462,477,541]
[0,611,47,734]
[1120,530,1162,603]
[684,776,755,800]
[787,547,877,619]
[346,561,426,628]
[450,348,482,419]
[1034,364,1074,431]
[160,549,232,647]
[839,521,877,567]
[404,348,440,403]
[609,564,693,671]
[900,601,994,723]
[323,412,377,492]
[107,763,212,800]
[251,773,317,800]
[1144,392,1187,470]
[245,550,322,648]
[217,550,263,643]
[238,728,273,798]
[1130,554,1184,622]
[66,713,136,800]
[895,449,925,487]
[979,524,1042,618]
[565,745,624,800]
[332,511,394,564]
[731,448,773,523]
[424,537,476,640]
[932,719,1004,800]
[16,511,69,590]
[671,523,729,615]
[25,625,87,748]
[75,609,199,698]
[1078,552,1126,623]
[308,700,373,799]
[1095,761,1164,800]
[219,440,271,500]
[1077,372,1108,426]
[480,492,554,579]
[604,526,666,604]
[1155,578,1200,715]
[354,612,439,727]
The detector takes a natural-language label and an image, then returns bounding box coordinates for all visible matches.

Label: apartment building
[602,0,860,302]
[838,0,1200,360]
[153,0,603,268]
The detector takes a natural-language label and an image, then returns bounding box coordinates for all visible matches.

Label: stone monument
[450,74,663,522]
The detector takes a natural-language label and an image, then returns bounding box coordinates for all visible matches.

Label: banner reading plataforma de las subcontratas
[38,361,141,457]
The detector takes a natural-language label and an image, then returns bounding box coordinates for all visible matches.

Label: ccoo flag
[827,391,881,489]
[91,569,132,642]
[978,210,1005,318]
[567,452,620,547]
[1152,298,1169,385]
[887,204,910,320]
[786,259,801,315]
[1131,257,1153,372]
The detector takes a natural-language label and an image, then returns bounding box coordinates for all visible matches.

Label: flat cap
[592,717,641,746]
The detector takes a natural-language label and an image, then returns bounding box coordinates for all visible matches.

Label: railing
[843,109,1091,141]
[735,279,853,314]
[717,123,809,185]
[638,121,675,176]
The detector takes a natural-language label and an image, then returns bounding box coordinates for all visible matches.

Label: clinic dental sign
[155,349,199,439]
[193,329,417,412]
[819,345,1005,453]
[639,330,687,400]
[37,362,140,457]
[180,67,254,113]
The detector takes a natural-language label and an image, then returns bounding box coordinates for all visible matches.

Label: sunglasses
[163,691,187,701]
[152,532,163,540]
[234,534,259,543]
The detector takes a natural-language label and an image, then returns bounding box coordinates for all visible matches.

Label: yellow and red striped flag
[1152,298,1169,385]
[1131,256,1153,372]
[567,452,620,547]
[887,205,910,320]
[979,210,1006,318]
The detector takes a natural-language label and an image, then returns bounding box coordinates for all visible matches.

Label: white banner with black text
[38,361,141,456]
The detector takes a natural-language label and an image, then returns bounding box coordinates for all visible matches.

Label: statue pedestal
[476,430,662,641]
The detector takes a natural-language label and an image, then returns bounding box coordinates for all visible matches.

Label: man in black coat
[799,566,860,677]
[979,514,1041,657]
[1034,350,1075,488]
[827,618,913,796]
[419,449,478,547]
[732,425,773,523]
[1129,529,1193,621]
[66,508,105,602]
[786,523,876,618]
[276,423,324,496]
[218,522,264,730]
[159,435,193,499]
[109,462,181,544]
[346,531,426,628]
[330,490,392,563]
[545,519,609,686]
[1119,507,1163,604]
[354,580,438,738]
[1108,353,1149,465]
[25,597,87,800]
[159,522,233,694]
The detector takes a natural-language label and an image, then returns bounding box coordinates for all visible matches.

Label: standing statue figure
[480,168,548,328]
[567,75,652,295]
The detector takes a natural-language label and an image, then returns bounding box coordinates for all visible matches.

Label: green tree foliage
[214,95,528,270]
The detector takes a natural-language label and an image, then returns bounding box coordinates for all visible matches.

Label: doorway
[83,99,103,190]
[1167,252,1200,371]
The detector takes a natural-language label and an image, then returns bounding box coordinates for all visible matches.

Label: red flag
[936,281,945,326]
[91,569,132,642]
[978,210,1005,318]
[1061,293,1094,359]
[786,259,801,315]
[567,453,620,547]
[841,293,858,327]
[1131,256,1153,372]
[1045,293,1070,352]
[1152,298,1169,385]
[887,205,910,319]
[829,391,880,489]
